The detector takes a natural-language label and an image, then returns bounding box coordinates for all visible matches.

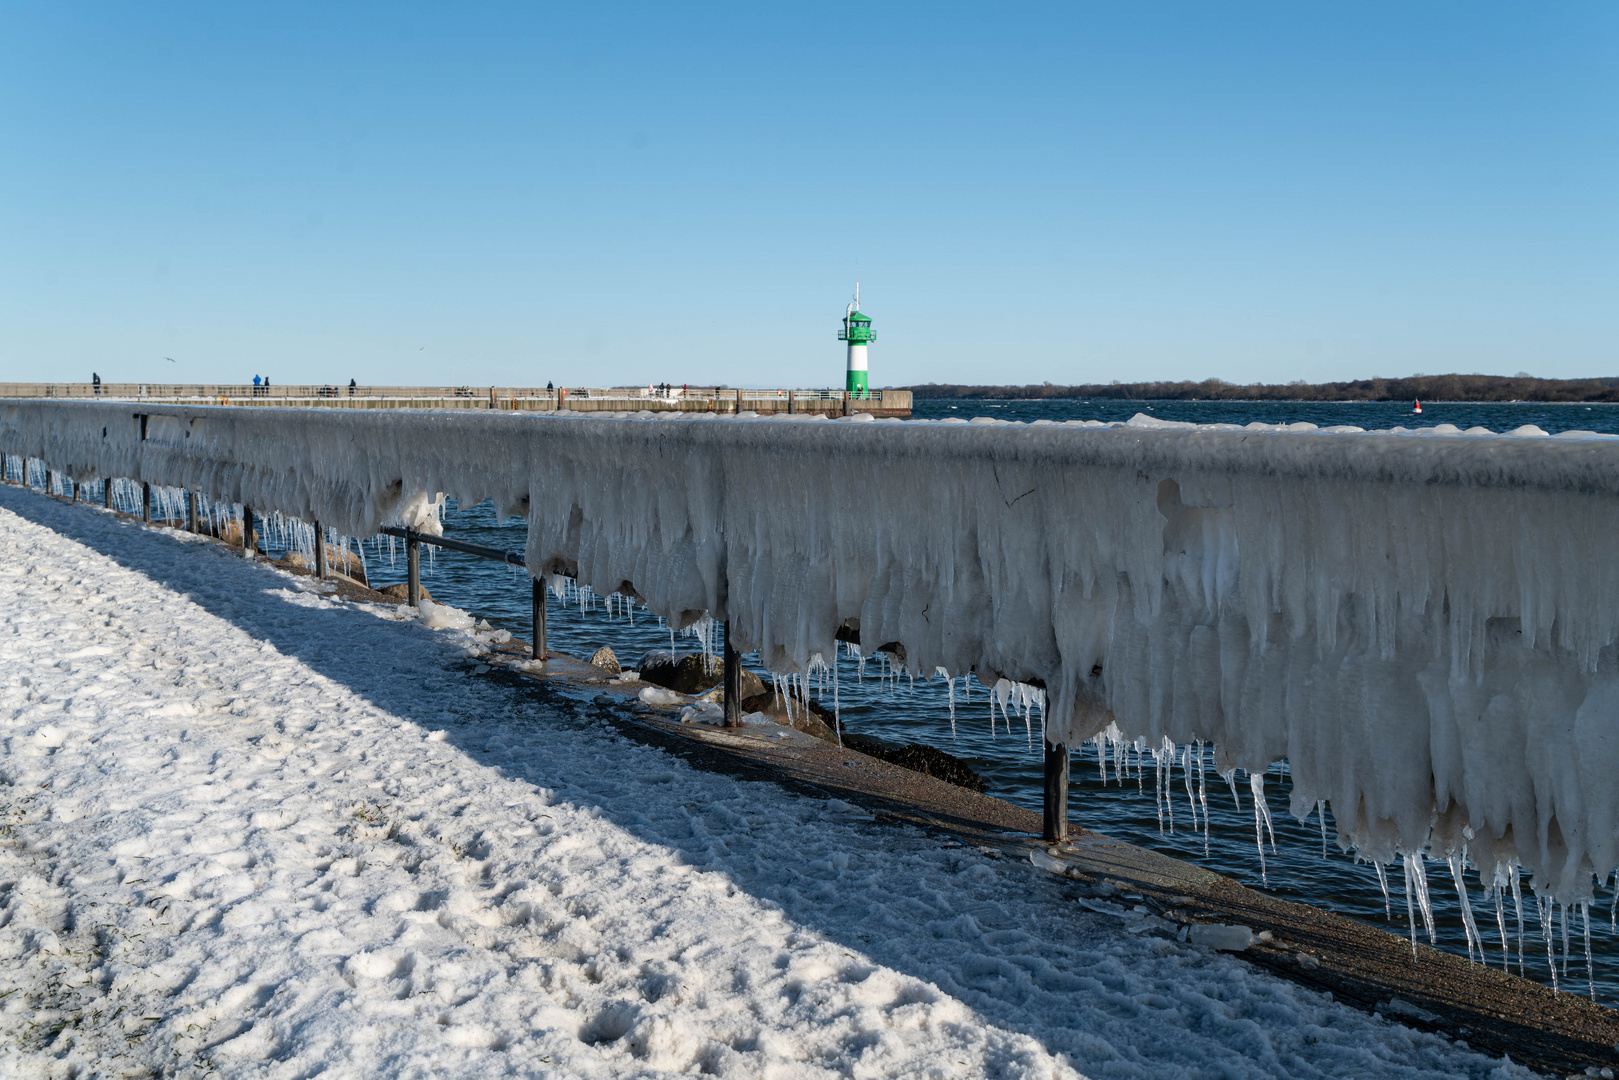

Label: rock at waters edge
[637,650,745,695]
[378,582,433,602]
[839,733,988,793]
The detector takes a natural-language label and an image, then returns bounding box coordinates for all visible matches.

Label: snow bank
[6,400,1619,902]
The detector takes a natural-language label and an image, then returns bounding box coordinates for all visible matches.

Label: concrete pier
[0,382,913,418]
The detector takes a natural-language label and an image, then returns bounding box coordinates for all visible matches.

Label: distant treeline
[903,374,1619,403]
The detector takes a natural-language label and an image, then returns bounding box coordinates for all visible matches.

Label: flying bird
[163,356,177,363]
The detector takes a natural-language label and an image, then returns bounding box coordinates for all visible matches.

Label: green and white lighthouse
[837,282,875,397]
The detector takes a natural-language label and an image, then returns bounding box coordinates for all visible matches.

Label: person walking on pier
[91,373,101,395]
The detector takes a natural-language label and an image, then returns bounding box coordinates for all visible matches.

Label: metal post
[186,491,198,533]
[142,482,152,522]
[45,469,53,495]
[723,622,743,727]
[313,520,327,579]
[531,577,546,660]
[243,505,255,556]
[102,479,111,509]
[1043,739,1070,842]
[406,530,421,606]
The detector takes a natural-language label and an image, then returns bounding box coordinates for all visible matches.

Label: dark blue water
[913,397,1619,434]
[351,400,1619,1002]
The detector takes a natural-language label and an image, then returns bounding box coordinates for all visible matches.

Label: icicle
[1181,744,1197,830]
[1093,734,1108,784]
[1162,740,1175,835]
[1401,856,1419,958]
[1249,771,1270,886]
[1317,801,1328,859]
[1581,901,1594,1001]
[1447,851,1481,964]
[1491,874,1509,972]
[832,662,840,735]
[1560,901,1570,980]
[1250,772,1276,852]
[1373,862,1392,920]
[1195,740,1209,855]
[1224,769,1242,813]
[1510,865,1525,976]
[1406,851,1436,944]
[1536,894,1558,994]
[1152,742,1165,833]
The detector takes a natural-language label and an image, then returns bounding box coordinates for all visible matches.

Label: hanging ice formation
[8,402,1619,908]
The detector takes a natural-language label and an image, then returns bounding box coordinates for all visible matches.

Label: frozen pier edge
[7,399,1619,908]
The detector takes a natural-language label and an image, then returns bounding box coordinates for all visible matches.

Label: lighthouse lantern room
[837,283,875,397]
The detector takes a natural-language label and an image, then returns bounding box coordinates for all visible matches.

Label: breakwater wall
[0,382,913,418]
[5,398,1619,908]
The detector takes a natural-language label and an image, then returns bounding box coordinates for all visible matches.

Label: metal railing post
[531,577,546,660]
[723,622,742,727]
[243,505,255,556]
[186,491,198,533]
[313,521,327,579]
[142,482,152,522]
[406,530,421,606]
[102,479,111,509]
[1043,739,1070,842]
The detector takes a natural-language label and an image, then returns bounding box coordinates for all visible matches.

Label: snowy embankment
[0,484,1525,1077]
[4,402,1619,910]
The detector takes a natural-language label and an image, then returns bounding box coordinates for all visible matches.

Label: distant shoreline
[901,374,1619,404]
[912,397,1619,406]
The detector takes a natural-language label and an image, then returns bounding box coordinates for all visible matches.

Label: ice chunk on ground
[417,598,474,629]
[1189,924,1257,951]
[639,685,685,707]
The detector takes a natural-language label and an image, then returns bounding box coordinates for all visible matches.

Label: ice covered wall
[5,399,1619,902]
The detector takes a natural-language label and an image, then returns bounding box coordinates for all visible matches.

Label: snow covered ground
[0,485,1529,1078]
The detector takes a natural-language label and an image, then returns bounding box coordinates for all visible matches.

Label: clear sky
[1,3,1614,389]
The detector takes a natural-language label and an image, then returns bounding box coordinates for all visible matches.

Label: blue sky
[1,3,1613,388]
